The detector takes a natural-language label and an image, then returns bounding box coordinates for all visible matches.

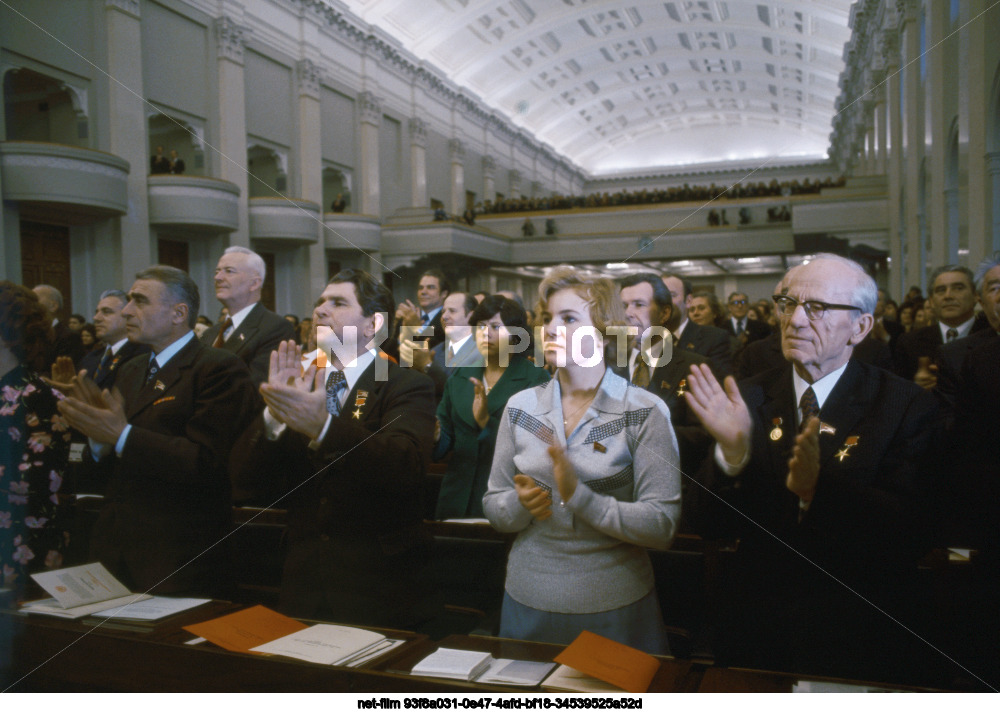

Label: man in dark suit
[661,273,733,377]
[934,255,1000,417]
[894,264,980,383]
[401,291,483,398]
[200,246,295,386]
[384,269,450,362]
[723,291,771,346]
[79,289,150,389]
[618,273,711,490]
[235,269,436,628]
[685,254,940,684]
[32,284,84,367]
[57,266,259,597]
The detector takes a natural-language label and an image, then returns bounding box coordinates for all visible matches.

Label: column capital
[358,91,382,126]
[879,29,899,63]
[509,169,522,195]
[296,59,322,99]
[482,155,496,178]
[896,0,919,25]
[408,117,428,147]
[105,0,140,19]
[215,16,248,64]
[448,139,465,163]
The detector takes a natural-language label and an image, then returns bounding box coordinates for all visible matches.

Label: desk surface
[3,607,950,693]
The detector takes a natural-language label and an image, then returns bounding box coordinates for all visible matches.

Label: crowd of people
[3,248,998,689]
[477,176,845,215]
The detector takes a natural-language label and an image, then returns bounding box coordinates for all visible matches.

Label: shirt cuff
[308,414,334,451]
[114,424,132,457]
[714,442,750,476]
[263,407,287,441]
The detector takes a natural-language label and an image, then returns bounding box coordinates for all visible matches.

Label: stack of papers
[477,659,557,686]
[545,631,661,693]
[411,648,494,681]
[21,563,151,619]
[250,624,398,666]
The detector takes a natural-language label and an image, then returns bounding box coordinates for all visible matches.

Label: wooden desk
[696,665,949,693]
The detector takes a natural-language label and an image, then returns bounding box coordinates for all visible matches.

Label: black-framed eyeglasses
[772,295,862,321]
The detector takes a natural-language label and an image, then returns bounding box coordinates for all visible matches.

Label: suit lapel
[126,338,199,419]
[758,367,797,476]
[816,361,869,468]
[339,356,382,423]
[225,303,262,355]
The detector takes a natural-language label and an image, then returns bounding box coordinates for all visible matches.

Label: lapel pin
[660,380,671,391]
[819,422,837,436]
[154,380,166,392]
[593,442,607,453]
[238,333,245,341]
[834,435,859,462]
[675,378,688,397]
[769,417,783,441]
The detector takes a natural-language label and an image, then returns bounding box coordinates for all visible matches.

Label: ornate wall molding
[215,16,248,64]
[296,59,322,99]
[448,139,465,164]
[358,91,382,126]
[408,117,428,147]
[482,155,496,178]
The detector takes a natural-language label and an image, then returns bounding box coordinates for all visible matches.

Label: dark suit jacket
[893,324,944,381]
[934,328,998,419]
[45,321,84,369]
[702,360,939,677]
[433,358,549,519]
[233,355,437,627]
[384,309,446,363]
[675,321,733,378]
[722,316,772,344]
[89,336,259,597]
[615,348,713,532]
[79,340,151,391]
[200,302,296,385]
[72,340,151,494]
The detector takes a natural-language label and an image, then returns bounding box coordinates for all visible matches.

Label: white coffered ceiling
[336,0,855,175]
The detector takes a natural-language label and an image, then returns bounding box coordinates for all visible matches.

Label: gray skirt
[499,589,670,656]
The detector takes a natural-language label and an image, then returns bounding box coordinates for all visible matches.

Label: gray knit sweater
[483,369,681,613]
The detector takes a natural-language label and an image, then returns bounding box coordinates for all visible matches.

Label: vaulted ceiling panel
[338,0,854,174]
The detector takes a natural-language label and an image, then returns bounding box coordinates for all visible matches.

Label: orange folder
[554,630,661,693]
[183,605,308,653]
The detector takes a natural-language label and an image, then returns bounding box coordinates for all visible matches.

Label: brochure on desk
[21,563,153,619]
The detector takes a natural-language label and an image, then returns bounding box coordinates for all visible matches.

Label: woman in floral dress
[0,281,71,598]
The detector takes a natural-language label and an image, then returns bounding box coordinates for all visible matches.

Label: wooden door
[20,221,72,314]
[157,239,189,272]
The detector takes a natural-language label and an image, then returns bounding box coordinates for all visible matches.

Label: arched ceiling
[336,0,855,176]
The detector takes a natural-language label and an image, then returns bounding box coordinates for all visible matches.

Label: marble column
[215,16,249,247]
[965,0,990,263]
[901,1,925,289]
[884,30,905,299]
[105,0,153,279]
[482,155,496,205]
[988,152,1000,253]
[358,92,381,217]
[295,59,328,313]
[875,86,888,175]
[509,169,522,199]
[408,118,428,207]
[927,0,950,266]
[449,139,465,215]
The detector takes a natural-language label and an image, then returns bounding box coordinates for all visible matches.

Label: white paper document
[250,624,387,666]
[478,659,557,686]
[31,563,133,609]
[90,596,210,621]
[411,648,494,681]
[20,594,152,620]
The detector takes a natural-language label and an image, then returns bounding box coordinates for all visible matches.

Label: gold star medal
[352,391,368,419]
[834,435,859,462]
[675,378,688,397]
[769,417,783,441]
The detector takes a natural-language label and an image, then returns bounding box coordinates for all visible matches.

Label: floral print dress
[0,366,71,597]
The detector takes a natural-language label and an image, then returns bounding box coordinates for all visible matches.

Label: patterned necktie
[325,369,347,416]
[145,357,159,384]
[799,386,819,429]
[946,328,958,343]
[212,317,233,348]
[631,358,650,388]
[96,347,113,382]
[736,319,745,336]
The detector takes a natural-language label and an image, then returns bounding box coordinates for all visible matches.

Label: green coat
[434,358,550,519]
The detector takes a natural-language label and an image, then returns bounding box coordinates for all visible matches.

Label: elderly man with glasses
[685,254,942,686]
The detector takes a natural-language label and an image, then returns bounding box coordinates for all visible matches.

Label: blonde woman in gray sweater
[483,266,681,654]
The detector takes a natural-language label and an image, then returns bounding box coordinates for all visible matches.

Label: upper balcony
[248,197,321,244]
[323,212,382,253]
[0,141,129,223]
[147,175,240,234]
